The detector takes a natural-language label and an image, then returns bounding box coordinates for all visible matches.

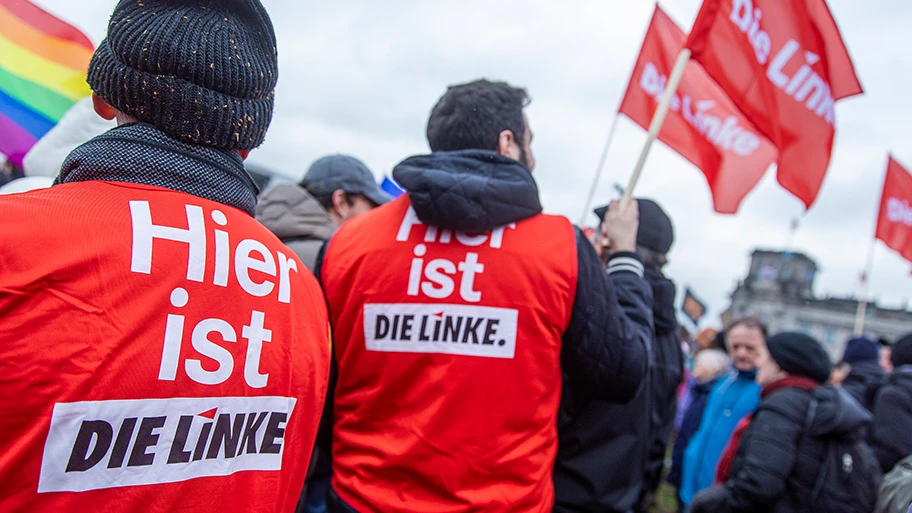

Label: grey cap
[300,154,392,206]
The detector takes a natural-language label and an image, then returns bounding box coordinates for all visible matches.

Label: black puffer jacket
[870,368,912,473]
[642,268,684,497]
[691,385,881,513]
[551,263,677,513]
[553,346,653,513]
[842,360,887,413]
[319,150,653,513]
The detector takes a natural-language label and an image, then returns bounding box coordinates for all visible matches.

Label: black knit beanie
[766,333,832,383]
[892,333,912,368]
[87,0,278,150]
[593,198,674,254]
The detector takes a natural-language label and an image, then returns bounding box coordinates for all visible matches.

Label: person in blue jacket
[679,317,767,507]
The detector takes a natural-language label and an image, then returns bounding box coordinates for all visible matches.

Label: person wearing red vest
[0,1,331,512]
[318,79,654,513]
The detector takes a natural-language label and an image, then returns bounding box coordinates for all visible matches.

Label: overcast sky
[28,0,912,328]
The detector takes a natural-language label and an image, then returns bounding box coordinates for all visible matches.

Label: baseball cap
[301,155,392,206]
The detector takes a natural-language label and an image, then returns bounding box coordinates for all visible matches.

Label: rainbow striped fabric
[0,0,93,166]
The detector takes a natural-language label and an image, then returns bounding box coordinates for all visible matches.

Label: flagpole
[579,115,622,226]
[785,217,799,251]
[853,238,877,336]
[621,48,692,210]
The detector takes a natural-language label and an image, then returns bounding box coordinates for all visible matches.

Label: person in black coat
[667,349,730,498]
[640,270,686,510]
[841,336,888,412]
[553,199,680,513]
[871,334,912,473]
[691,333,881,513]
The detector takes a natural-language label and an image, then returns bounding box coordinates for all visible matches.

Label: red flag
[875,157,912,266]
[619,6,777,214]
[684,0,863,209]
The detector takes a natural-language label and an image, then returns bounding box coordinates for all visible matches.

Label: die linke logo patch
[363,303,519,359]
[38,396,296,493]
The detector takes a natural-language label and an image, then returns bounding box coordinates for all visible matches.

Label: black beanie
[88,0,278,150]
[593,198,674,254]
[892,333,912,368]
[766,332,832,383]
[842,337,879,364]
[636,199,674,254]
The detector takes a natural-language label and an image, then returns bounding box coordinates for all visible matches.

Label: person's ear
[92,93,117,120]
[331,189,349,217]
[496,129,520,161]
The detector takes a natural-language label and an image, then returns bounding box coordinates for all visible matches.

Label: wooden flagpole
[620,48,691,210]
[579,114,621,226]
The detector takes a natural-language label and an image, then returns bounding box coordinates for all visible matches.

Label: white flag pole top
[579,114,621,226]
[853,237,878,336]
[621,48,692,211]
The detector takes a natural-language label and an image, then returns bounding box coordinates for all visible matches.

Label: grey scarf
[58,123,259,216]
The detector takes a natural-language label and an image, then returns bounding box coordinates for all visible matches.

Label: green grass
[650,480,679,513]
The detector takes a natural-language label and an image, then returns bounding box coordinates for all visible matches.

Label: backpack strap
[802,397,831,505]
[802,397,819,436]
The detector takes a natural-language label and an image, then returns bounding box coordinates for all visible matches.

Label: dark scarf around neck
[58,123,259,216]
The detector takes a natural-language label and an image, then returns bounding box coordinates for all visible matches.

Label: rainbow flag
[0,0,93,166]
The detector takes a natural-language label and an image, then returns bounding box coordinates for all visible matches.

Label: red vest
[0,182,331,512]
[321,197,578,513]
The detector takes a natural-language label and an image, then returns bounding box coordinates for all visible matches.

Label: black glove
[690,486,732,513]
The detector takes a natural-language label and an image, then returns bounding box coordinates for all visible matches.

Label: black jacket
[842,360,887,412]
[871,368,912,473]
[392,150,652,403]
[667,377,718,488]
[642,268,685,495]
[691,385,880,513]
[551,269,673,513]
[319,150,653,513]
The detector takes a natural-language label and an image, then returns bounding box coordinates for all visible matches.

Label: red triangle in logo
[197,407,217,419]
[433,312,444,317]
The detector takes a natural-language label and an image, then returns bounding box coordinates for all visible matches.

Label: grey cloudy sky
[32,0,912,327]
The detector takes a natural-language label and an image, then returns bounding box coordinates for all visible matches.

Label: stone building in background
[723,249,912,361]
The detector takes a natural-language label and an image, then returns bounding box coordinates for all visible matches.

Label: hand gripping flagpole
[620,48,692,211]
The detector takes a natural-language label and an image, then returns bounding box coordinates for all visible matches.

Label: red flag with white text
[619,6,777,214]
[684,0,863,208]
[875,157,912,266]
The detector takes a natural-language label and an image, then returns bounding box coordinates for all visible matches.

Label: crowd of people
[1,1,911,513]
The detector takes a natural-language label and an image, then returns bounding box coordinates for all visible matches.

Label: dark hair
[309,189,359,212]
[726,316,768,339]
[426,79,530,153]
[636,245,668,270]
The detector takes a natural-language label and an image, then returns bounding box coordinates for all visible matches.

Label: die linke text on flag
[875,157,912,267]
[684,0,863,209]
[618,6,777,214]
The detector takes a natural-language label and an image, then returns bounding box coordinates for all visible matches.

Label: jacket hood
[850,360,887,378]
[645,268,677,335]
[888,367,912,388]
[807,386,872,437]
[255,183,335,241]
[392,150,542,232]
